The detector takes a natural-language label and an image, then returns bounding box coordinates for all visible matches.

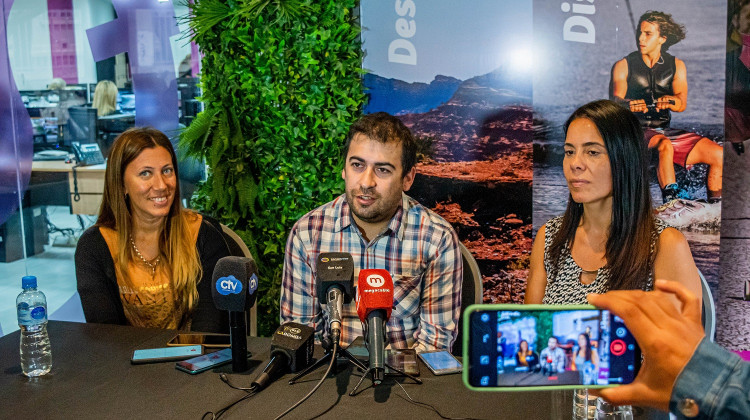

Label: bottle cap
[22,276,37,289]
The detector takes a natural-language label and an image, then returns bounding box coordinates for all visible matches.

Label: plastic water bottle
[17,276,52,377]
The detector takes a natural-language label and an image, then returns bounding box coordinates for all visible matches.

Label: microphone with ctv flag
[211,256,258,372]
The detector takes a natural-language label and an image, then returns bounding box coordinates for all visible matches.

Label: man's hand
[586,280,705,411]
[655,95,680,111]
[628,99,648,113]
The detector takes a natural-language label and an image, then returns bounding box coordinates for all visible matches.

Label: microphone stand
[288,334,367,385]
[349,361,422,396]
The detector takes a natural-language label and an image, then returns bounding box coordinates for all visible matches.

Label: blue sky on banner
[361,0,532,83]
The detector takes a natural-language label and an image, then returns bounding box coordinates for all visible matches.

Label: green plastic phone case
[462,303,625,392]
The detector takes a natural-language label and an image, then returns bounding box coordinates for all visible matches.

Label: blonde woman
[75,127,231,332]
[92,80,118,117]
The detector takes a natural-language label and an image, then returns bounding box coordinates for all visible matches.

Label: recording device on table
[463,304,641,391]
[167,333,230,348]
[386,348,419,376]
[418,350,462,376]
[131,345,202,364]
[345,338,420,377]
[176,347,241,374]
[211,256,259,372]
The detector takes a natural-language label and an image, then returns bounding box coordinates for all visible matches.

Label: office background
[0,0,748,358]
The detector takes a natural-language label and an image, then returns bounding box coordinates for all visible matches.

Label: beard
[345,186,401,225]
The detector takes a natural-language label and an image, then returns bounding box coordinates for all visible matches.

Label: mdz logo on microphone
[216,275,243,295]
[366,274,385,288]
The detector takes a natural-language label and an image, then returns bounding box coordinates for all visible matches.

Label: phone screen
[176,348,234,374]
[131,345,202,364]
[419,350,462,375]
[466,306,640,389]
[168,333,231,348]
[385,348,419,376]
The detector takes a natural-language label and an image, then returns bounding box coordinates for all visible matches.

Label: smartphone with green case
[463,304,640,391]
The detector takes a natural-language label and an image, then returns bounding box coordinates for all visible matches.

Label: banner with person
[532,0,726,338]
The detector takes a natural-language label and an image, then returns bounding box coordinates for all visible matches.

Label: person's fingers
[588,290,674,345]
[587,292,654,338]
[594,382,669,412]
[654,279,702,323]
[594,384,643,406]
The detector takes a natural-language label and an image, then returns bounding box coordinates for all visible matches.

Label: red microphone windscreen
[356,269,394,322]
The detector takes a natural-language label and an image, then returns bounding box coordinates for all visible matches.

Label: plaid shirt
[280,193,462,351]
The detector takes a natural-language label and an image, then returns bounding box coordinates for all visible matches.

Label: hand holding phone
[131,345,202,364]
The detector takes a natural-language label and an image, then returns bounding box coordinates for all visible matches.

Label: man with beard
[280,112,463,351]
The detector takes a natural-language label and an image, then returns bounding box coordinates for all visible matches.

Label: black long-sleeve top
[74,216,230,333]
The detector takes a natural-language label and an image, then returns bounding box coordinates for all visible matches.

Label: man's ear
[402,166,417,191]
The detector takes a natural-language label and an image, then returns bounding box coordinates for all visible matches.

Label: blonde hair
[97,127,202,325]
[92,80,118,117]
[47,77,66,90]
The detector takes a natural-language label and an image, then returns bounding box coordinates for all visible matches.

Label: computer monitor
[63,106,98,148]
[88,83,97,104]
[118,91,135,113]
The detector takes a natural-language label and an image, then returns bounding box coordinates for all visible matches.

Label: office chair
[220,224,258,337]
[452,242,483,355]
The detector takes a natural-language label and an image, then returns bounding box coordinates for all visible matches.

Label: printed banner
[361,0,534,304]
[532,1,724,300]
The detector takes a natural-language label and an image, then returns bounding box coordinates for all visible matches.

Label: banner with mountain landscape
[361,0,750,356]
[361,1,534,304]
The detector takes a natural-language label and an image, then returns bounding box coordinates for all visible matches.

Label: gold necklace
[129,235,160,277]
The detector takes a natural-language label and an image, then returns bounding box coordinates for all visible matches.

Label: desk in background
[31,161,105,215]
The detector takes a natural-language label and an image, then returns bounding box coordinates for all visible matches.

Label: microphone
[212,256,259,372]
[251,322,314,390]
[315,253,354,344]
[356,269,394,385]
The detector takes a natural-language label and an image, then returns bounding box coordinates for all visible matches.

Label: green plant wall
[181,0,366,335]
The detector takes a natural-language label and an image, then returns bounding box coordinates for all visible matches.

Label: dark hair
[637,11,686,51]
[519,339,529,352]
[578,333,593,362]
[342,112,417,177]
[548,99,656,291]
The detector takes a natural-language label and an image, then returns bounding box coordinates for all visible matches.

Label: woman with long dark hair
[525,100,701,305]
[75,127,231,332]
[574,333,599,384]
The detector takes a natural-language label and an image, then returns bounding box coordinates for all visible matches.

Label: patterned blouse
[542,216,668,304]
